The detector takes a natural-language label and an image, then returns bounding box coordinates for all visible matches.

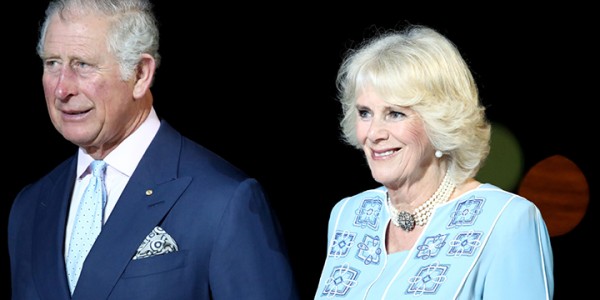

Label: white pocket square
[133,226,179,260]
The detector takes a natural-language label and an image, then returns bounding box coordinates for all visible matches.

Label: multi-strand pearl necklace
[386,171,456,232]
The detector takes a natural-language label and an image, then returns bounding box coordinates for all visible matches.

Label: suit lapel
[32,158,77,299]
[73,122,192,299]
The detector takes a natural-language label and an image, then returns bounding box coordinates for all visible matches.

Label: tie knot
[90,160,107,178]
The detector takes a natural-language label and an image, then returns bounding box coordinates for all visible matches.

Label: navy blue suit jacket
[9,121,299,299]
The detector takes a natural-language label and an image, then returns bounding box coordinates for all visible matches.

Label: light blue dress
[314,184,553,299]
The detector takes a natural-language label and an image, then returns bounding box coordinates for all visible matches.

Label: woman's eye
[389,111,406,119]
[358,109,371,119]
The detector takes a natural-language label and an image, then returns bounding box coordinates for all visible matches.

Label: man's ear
[133,53,156,99]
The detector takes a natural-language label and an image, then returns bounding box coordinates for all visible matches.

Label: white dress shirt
[64,108,161,257]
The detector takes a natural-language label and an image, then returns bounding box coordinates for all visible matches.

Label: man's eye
[43,60,61,73]
[76,62,90,68]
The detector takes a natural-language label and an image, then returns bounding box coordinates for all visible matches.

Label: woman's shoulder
[330,186,387,214]
[460,182,538,211]
[337,186,387,204]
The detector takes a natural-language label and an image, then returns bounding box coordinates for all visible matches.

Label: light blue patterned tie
[66,160,107,294]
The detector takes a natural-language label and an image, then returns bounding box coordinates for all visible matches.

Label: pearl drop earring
[435,150,443,158]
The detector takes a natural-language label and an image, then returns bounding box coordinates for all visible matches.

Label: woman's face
[355,86,436,188]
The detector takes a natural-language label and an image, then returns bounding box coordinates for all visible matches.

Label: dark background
[3,2,593,299]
